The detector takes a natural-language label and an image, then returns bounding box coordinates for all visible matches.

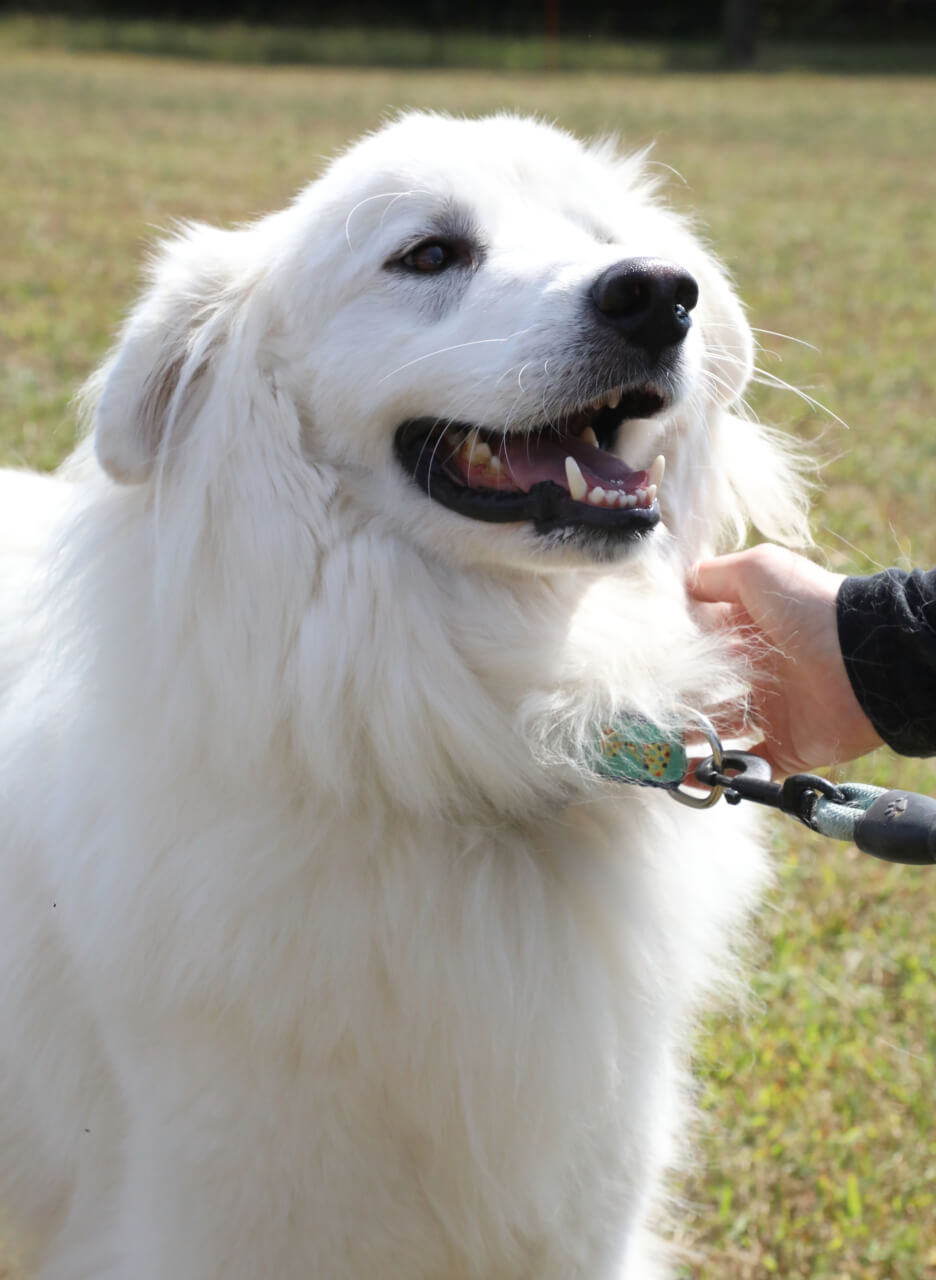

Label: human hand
[689,544,883,777]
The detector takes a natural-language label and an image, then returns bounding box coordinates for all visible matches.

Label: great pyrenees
[0,113,808,1278]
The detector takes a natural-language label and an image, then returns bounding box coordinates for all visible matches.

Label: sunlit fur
[0,114,809,1279]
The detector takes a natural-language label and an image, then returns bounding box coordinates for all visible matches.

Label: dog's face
[93,114,757,571]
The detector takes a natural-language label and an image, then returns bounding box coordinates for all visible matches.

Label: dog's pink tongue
[459,434,648,494]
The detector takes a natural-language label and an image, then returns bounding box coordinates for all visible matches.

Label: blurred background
[1,1,934,1276]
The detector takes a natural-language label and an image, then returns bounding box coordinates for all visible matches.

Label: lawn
[1,35,935,1280]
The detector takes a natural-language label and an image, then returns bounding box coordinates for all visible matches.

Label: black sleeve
[836,569,936,757]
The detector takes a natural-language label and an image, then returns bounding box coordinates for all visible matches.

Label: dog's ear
[90,224,242,484]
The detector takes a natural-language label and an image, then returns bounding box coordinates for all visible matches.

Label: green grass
[2,42,935,1280]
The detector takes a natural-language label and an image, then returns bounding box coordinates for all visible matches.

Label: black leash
[694,750,936,866]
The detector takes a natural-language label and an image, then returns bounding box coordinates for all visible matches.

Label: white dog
[0,113,809,1279]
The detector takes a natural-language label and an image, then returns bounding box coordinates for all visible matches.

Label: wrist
[837,572,928,757]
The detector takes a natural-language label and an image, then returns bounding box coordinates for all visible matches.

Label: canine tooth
[587,487,606,506]
[488,455,503,473]
[473,440,492,463]
[565,456,588,502]
[648,454,665,489]
[582,426,599,447]
[606,388,622,410]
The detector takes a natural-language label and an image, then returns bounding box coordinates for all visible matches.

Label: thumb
[688,553,753,607]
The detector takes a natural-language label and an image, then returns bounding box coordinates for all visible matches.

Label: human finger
[687,553,758,606]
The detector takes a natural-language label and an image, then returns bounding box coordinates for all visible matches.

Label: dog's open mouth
[394,383,666,536]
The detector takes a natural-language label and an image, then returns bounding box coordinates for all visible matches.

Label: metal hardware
[668,710,726,809]
[690,743,936,865]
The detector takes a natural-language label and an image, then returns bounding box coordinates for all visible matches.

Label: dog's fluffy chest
[1,494,767,1279]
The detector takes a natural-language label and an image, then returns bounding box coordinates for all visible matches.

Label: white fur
[0,114,809,1279]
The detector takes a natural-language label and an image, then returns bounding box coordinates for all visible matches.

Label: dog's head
[90,113,808,571]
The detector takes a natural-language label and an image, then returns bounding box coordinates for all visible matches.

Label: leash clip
[694,751,845,825]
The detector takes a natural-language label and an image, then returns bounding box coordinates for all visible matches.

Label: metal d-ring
[668,708,725,809]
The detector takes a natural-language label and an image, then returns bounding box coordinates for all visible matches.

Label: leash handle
[845,789,936,865]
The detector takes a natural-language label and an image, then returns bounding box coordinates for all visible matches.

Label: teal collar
[591,714,688,788]
[590,708,726,809]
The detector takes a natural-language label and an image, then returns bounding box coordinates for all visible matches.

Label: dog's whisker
[749,366,850,430]
[749,327,820,352]
[704,321,820,352]
[697,368,763,424]
[495,362,527,392]
[424,422,453,502]
[379,330,532,383]
[343,189,427,251]
[376,189,432,234]
[414,419,450,483]
[704,347,847,429]
[539,361,551,399]
[642,157,690,187]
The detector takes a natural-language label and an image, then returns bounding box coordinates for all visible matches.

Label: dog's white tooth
[648,454,665,490]
[587,487,606,506]
[646,483,658,502]
[606,388,622,410]
[636,488,648,506]
[582,426,599,447]
[624,493,637,508]
[488,455,503,473]
[473,441,492,463]
[565,456,588,502]
[607,490,623,507]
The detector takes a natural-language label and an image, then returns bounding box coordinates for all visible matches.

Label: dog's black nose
[590,259,698,351]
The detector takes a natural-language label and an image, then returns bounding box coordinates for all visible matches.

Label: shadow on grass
[2,14,936,73]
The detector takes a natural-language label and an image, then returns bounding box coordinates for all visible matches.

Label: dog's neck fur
[46,472,740,827]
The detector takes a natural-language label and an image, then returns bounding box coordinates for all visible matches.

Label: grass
[2,38,935,1280]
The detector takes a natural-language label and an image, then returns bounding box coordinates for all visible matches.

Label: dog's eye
[400,241,457,274]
